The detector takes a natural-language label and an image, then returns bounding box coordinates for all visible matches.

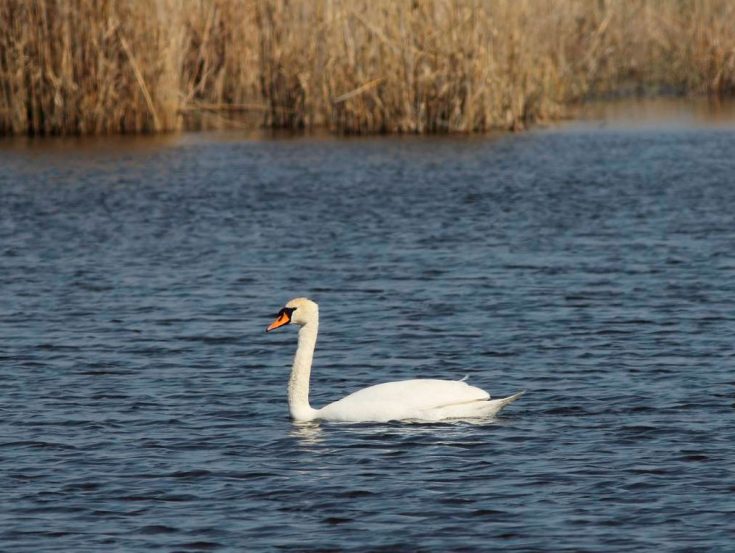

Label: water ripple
[1,130,734,551]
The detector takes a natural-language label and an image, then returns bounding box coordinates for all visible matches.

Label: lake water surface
[1,108,734,551]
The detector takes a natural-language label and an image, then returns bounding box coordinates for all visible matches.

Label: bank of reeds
[2,0,735,136]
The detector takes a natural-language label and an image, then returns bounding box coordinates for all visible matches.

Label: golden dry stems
[1,0,735,136]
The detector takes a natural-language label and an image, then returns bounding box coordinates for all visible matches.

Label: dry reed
[2,0,735,136]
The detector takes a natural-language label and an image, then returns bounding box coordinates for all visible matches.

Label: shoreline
[3,97,735,153]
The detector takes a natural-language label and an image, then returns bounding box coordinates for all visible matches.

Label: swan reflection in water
[290,421,324,446]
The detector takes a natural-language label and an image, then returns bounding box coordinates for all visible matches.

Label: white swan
[266,297,523,423]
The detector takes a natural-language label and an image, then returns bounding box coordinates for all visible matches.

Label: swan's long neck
[288,318,319,422]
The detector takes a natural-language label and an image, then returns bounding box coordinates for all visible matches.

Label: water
[2,119,734,551]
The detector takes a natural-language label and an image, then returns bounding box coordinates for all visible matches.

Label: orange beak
[266,312,291,332]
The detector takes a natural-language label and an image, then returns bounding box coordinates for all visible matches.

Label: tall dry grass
[2,0,735,136]
[0,0,183,135]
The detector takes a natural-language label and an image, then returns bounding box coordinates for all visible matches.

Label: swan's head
[266,297,319,332]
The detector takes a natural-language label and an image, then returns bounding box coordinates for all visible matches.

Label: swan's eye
[270,307,296,318]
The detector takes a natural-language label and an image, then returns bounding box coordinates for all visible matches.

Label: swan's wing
[316,379,490,422]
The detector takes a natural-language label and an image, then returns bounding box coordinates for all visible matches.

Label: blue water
[1,125,734,552]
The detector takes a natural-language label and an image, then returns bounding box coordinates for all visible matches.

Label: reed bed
[2,0,735,136]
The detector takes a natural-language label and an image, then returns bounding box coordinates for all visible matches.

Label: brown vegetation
[2,0,735,136]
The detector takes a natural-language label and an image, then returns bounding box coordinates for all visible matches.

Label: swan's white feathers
[316,379,490,422]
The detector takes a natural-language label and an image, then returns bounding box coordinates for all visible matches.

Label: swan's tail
[497,390,525,407]
[482,390,525,417]
[434,390,525,420]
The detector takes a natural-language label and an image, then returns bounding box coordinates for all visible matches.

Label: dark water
[1,122,734,552]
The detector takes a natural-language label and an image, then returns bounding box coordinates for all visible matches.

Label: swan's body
[266,298,523,423]
[316,379,523,423]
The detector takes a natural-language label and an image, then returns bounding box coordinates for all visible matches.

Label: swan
[266,297,523,423]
